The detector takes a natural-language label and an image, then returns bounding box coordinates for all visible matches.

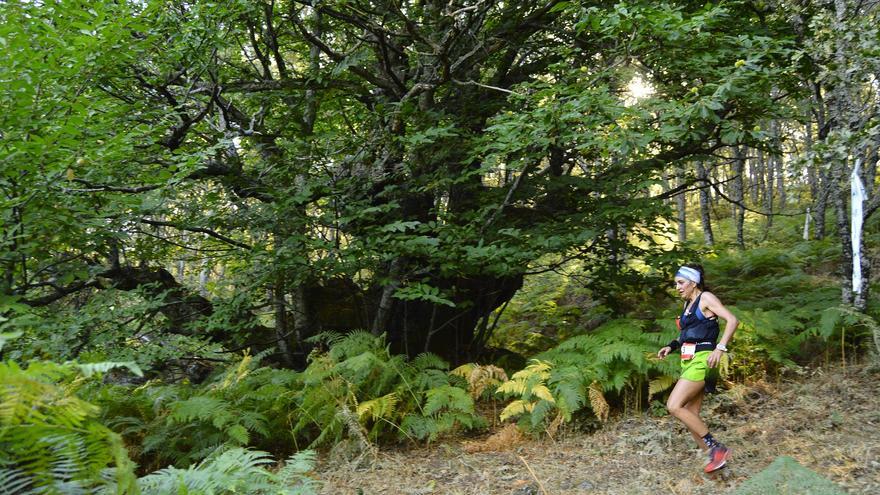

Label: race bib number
[681,343,696,360]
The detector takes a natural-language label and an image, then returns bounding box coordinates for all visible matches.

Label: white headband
[676,266,701,284]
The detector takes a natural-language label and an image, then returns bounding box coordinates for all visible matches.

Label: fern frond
[648,376,676,398]
[411,353,449,371]
[135,447,318,495]
[276,450,320,492]
[356,393,399,421]
[304,331,344,346]
[168,396,231,427]
[423,385,473,416]
[588,381,609,422]
[0,361,136,494]
[530,385,555,404]
[450,363,474,378]
[455,364,508,398]
[215,353,254,391]
[529,399,555,428]
[510,360,551,380]
[329,330,383,361]
[499,400,528,422]
[410,368,451,391]
[496,378,526,396]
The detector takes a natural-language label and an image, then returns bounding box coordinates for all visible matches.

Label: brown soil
[315,363,880,494]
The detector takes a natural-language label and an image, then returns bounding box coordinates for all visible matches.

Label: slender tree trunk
[290,288,308,349]
[770,119,787,209]
[854,231,871,311]
[748,147,760,204]
[865,138,878,199]
[833,162,854,304]
[676,168,687,243]
[805,114,819,206]
[272,284,294,366]
[756,148,774,237]
[814,172,829,240]
[733,146,746,249]
[661,169,671,206]
[804,112,827,239]
[831,0,862,307]
[697,161,715,246]
[775,153,786,208]
[198,261,209,297]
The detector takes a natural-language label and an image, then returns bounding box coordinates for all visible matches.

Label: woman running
[657,264,738,473]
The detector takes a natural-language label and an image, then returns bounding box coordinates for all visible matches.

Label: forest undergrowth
[5,232,880,494]
[316,361,880,494]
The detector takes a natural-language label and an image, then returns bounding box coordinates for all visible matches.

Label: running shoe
[704,444,730,473]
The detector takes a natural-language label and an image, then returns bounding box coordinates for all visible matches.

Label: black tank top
[678,293,720,352]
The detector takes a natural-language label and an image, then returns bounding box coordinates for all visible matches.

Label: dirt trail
[315,364,880,494]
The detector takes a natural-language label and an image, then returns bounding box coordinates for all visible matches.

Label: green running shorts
[680,350,720,393]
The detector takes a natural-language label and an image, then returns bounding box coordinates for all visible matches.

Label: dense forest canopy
[8,0,877,366]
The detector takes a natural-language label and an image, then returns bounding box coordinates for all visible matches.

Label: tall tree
[0,0,799,363]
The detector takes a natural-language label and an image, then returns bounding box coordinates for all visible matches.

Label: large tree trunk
[831,0,861,307]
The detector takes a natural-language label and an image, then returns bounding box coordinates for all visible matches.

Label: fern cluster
[292,331,486,445]
[132,448,318,495]
[0,337,139,494]
[704,242,876,375]
[89,332,486,471]
[0,352,321,495]
[88,353,303,470]
[496,319,679,431]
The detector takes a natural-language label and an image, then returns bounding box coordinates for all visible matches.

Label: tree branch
[139,218,253,250]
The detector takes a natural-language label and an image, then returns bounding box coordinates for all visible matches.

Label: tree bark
[832,161,854,304]
[770,119,787,208]
[676,169,687,243]
[733,146,746,249]
[697,161,715,246]
[272,284,295,367]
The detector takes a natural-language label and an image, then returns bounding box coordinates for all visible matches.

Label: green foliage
[133,448,318,495]
[89,353,300,469]
[293,332,485,445]
[496,319,678,431]
[701,243,873,375]
[1,0,878,475]
[732,456,847,495]
[0,344,139,494]
[489,260,613,357]
[87,334,484,471]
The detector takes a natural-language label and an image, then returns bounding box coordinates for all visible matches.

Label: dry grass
[315,363,880,494]
[462,424,525,454]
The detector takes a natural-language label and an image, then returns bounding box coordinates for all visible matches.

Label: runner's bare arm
[701,292,738,367]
